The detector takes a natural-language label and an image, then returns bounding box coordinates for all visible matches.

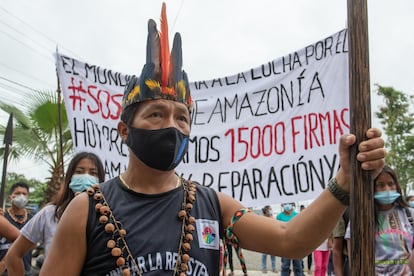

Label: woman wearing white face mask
[4,152,104,275]
[345,165,414,275]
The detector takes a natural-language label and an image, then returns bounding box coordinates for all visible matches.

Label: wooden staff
[0,113,13,209]
[347,0,375,274]
[56,47,65,181]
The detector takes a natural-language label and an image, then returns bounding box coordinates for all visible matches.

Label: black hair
[406,195,414,202]
[9,182,29,194]
[54,152,105,221]
[262,205,271,215]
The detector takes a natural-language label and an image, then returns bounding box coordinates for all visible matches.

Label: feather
[183,71,192,105]
[128,85,141,102]
[160,2,171,88]
[170,33,182,87]
[146,19,160,77]
[145,79,161,91]
[140,63,156,98]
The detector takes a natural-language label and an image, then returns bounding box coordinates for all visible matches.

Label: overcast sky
[0,0,413,182]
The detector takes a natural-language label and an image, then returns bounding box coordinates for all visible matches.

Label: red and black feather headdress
[122,2,192,114]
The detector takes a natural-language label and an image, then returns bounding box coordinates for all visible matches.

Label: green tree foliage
[0,90,73,204]
[375,85,414,195]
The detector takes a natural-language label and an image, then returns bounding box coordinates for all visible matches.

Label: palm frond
[0,103,32,129]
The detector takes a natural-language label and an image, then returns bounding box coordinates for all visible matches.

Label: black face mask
[126,127,189,171]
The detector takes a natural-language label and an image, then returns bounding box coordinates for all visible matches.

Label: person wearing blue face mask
[69,173,100,195]
[406,195,414,209]
[277,203,302,276]
[261,205,277,274]
[345,165,414,275]
[4,152,104,275]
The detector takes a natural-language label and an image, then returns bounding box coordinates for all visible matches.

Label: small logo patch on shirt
[196,219,220,250]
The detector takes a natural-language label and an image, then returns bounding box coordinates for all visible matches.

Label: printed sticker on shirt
[195,219,220,250]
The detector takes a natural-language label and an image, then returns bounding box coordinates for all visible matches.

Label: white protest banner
[56,29,349,207]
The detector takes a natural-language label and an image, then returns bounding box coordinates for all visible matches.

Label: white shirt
[20,204,58,255]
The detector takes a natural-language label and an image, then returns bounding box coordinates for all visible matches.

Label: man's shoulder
[99,177,120,191]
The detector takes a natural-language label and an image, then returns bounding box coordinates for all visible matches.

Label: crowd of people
[2,2,411,276]
[3,152,105,275]
[0,152,104,275]
[3,166,414,276]
[3,165,412,276]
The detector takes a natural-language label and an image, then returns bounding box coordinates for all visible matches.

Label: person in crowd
[300,205,313,275]
[327,250,334,276]
[313,235,333,276]
[225,242,234,275]
[0,216,20,273]
[0,182,33,275]
[406,195,414,208]
[224,242,248,276]
[332,207,349,276]
[345,165,414,275]
[39,3,386,276]
[277,203,302,276]
[261,205,277,273]
[4,152,105,275]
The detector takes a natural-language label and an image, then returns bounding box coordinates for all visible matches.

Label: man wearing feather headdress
[40,3,385,276]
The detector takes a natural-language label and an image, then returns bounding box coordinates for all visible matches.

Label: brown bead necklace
[87,176,197,276]
[6,207,27,224]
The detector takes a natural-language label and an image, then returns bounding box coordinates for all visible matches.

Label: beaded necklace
[87,176,196,276]
[6,207,27,224]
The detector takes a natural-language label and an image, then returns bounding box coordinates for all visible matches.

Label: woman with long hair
[346,165,414,275]
[4,152,104,275]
